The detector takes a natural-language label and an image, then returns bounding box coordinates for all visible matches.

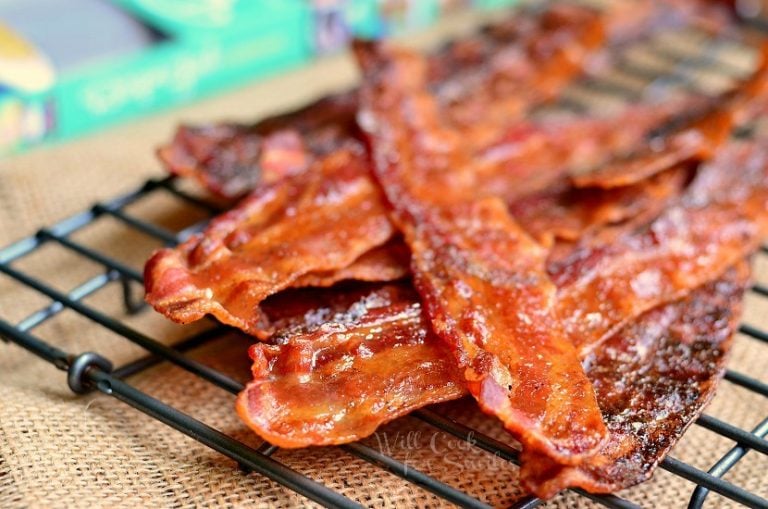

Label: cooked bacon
[144,148,394,338]
[358,40,609,462]
[571,44,768,189]
[552,140,768,356]
[236,264,746,496]
[236,284,465,447]
[142,0,768,500]
[520,263,748,497]
[231,141,768,491]
[508,165,690,247]
[159,0,732,199]
[570,110,732,188]
[291,239,410,288]
[145,3,643,336]
[157,93,360,199]
[238,139,768,452]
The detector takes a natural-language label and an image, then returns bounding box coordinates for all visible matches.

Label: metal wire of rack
[1,10,768,509]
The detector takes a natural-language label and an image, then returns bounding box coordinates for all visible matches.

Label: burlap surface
[1,8,767,509]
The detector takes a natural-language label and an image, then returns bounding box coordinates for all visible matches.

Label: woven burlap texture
[1,10,767,509]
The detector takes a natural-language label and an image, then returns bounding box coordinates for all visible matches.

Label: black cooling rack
[2,10,768,509]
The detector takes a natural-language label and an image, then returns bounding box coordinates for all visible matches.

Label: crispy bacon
[571,43,768,189]
[236,284,465,447]
[144,148,394,338]
[142,0,768,500]
[520,263,748,497]
[158,93,360,199]
[236,265,746,497]
[145,3,640,336]
[570,109,732,188]
[159,0,733,199]
[552,140,768,356]
[358,41,609,462]
[148,3,748,338]
[508,165,690,247]
[230,138,768,492]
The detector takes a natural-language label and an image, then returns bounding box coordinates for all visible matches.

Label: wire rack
[2,8,768,509]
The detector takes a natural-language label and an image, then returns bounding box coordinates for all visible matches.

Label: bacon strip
[159,1,734,199]
[236,264,746,498]
[236,284,465,448]
[144,3,634,335]
[291,239,410,288]
[158,93,360,199]
[358,40,609,462]
[520,263,749,497]
[552,140,768,356]
[571,43,768,189]
[508,165,690,247]
[144,148,394,338]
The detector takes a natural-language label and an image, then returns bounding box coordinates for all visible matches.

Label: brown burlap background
[1,8,767,508]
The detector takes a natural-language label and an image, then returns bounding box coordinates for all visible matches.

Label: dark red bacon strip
[553,140,768,356]
[144,148,393,338]
[521,264,749,497]
[358,42,608,463]
[572,43,768,189]
[236,284,465,448]
[145,3,640,337]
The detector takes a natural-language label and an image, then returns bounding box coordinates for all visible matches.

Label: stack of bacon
[144,0,768,499]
